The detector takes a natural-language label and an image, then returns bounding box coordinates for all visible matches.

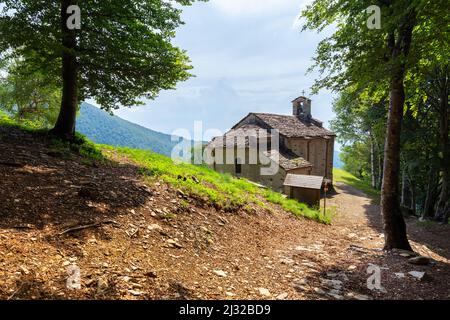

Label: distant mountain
[76,102,190,157]
[333,150,343,168]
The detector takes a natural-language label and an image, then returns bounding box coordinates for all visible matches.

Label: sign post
[323,181,328,217]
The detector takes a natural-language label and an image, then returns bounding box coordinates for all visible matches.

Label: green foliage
[0,0,204,111]
[416,219,436,229]
[0,58,60,128]
[0,107,47,132]
[301,0,448,94]
[330,87,387,145]
[0,109,13,124]
[340,142,371,182]
[76,102,191,157]
[50,132,106,163]
[333,64,449,216]
[264,190,331,223]
[308,0,449,224]
[330,86,387,189]
[102,146,331,223]
[333,168,380,202]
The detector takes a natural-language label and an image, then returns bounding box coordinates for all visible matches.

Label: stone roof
[235,113,335,138]
[283,174,324,189]
[207,125,271,149]
[262,149,312,171]
[207,125,312,170]
[291,96,311,102]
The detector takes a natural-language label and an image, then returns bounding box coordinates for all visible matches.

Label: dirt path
[125,181,450,300]
[1,129,449,300]
[185,181,450,300]
[327,182,381,227]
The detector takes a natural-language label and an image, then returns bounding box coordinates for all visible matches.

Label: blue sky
[90,0,338,148]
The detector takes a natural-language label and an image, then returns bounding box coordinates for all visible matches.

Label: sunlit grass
[102,146,331,224]
[333,168,380,202]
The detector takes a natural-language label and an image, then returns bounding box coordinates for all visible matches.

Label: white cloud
[212,0,311,16]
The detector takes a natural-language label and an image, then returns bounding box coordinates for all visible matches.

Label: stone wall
[284,186,321,207]
[211,147,287,192]
[287,167,312,175]
[286,137,334,182]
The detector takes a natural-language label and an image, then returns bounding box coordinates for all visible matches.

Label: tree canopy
[0,0,203,136]
[302,0,448,94]
[0,58,61,127]
[301,0,450,249]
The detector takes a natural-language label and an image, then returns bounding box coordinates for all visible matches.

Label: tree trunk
[377,143,383,190]
[434,76,450,223]
[380,9,416,251]
[423,165,437,219]
[381,74,412,251]
[51,0,79,139]
[410,179,416,216]
[370,131,378,189]
[400,168,408,207]
[435,174,450,223]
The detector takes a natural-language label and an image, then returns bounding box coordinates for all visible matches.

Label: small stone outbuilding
[283,174,324,207]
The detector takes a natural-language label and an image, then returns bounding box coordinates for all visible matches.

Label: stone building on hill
[207,96,335,204]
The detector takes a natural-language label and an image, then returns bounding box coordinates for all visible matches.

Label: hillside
[1,122,449,300]
[76,103,191,157]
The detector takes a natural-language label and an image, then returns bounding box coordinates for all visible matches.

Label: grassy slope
[333,168,380,202]
[103,146,331,224]
[0,113,331,223]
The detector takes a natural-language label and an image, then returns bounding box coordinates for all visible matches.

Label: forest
[300,0,449,251]
[333,65,449,223]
